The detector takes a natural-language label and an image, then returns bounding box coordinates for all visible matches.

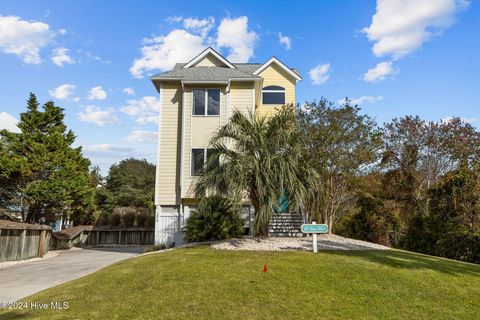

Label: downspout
[179,83,186,221]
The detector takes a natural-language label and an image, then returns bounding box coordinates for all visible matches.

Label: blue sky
[0,0,479,173]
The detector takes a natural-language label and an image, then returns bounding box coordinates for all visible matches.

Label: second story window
[191,148,218,176]
[262,85,285,105]
[193,89,220,116]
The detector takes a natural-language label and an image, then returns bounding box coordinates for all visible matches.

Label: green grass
[1,246,479,319]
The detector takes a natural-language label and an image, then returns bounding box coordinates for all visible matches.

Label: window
[191,148,219,176]
[191,149,205,176]
[262,85,285,105]
[206,148,219,168]
[193,89,220,115]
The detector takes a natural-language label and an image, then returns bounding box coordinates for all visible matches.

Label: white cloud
[0,15,57,64]
[130,15,258,77]
[216,16,257,62]
[49,84,76,100]
[130,29,204,78]
[0,112,20,133]
[122,87,135,96]
[309,63,330,85]
[125,130,158,143]
[120,96,161,125]
[84,51,110,64]
[363,61,395,82]
[338,96,384,105]
[51,47,75,67]
[442,116,479,124]
[83,144,134,156]
[78,106,120,126]
[183,17,215,38]
[87,86,107,100]
[165,16,183,23]
[362,0,468,59]
[278,33,292,50]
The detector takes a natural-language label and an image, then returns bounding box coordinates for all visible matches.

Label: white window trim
[192,88,221,117]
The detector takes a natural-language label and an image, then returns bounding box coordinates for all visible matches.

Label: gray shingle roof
[151,65,262,82]
[151,60,301,83]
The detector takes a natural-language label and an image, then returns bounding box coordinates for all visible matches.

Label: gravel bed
[211,234,389,251]
[0,249,63,269]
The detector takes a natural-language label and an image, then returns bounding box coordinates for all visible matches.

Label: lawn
[1,246,479,319]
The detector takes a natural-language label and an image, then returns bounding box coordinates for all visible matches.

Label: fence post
[19,229,27,260]
[38,229,46,258]
[118,231,122,245]
[96,231,100,245]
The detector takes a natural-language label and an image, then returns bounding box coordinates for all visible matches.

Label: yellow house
[150,47,301,245]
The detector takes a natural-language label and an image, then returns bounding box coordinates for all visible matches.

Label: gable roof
[183,47,236,69]
[150,65,262,83]
[253,57,302,81]
[150,49,301,91]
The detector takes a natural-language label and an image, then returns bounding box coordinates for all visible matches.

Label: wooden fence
[86,228,154,246]
[51,226,154,248]
[0,221,52,262]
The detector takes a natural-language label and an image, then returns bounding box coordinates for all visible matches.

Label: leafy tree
[0,93,95,224]
[100,158,156,213]
[297,99,383,233]
[402,168,480,263]
[382,116,480,221]
[194,106,317,236]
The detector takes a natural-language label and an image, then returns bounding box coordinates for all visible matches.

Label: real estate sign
[301,223,328,234]
[301,222,328,253]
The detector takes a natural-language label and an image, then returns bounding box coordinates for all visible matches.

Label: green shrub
[436,229,480,263]
[136,213,148,227]
[95,213,110,226]
[185,197,244,242]
[123,212,136,227]
[336,194,400,247]
[145,214,155,227]
[143,243,166,253]
[110,213,121,226]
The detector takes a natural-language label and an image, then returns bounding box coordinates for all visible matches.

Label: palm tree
[194,105,318,236]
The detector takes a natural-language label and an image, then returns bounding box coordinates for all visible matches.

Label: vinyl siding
[155,83,182,205]
[229,81,255,116]
[195,54,228,67]
[182,85,228,198]
[256,63,296,118]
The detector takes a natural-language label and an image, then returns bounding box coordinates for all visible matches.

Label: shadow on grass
[326,249,480,275]
[0,310,35,319]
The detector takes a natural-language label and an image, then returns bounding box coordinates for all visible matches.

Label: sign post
[312,222,318,253]
[301,221,329,253]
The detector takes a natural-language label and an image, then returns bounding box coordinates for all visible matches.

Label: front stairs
[268,212,304,237]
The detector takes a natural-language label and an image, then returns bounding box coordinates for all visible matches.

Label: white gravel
[211,234,389,251]
[0,249,66,269]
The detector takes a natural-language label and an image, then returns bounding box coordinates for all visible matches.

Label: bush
[123,212,136,227]
[137,213,155,227]
[145,214,155,227]
[143,243,166,253]
[95,213,110,226]
[336,194,400,247]
[436,229,480,264]
[185,197,244,242]
[110,213,121,226]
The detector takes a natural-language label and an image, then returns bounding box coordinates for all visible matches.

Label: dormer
[183,47,236,69]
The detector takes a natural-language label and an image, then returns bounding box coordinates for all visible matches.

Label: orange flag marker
[263,263,267,272]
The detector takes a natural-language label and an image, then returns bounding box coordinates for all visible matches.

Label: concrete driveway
[0,246,144,303]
